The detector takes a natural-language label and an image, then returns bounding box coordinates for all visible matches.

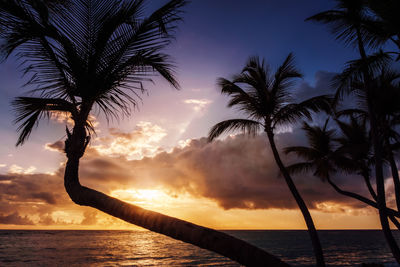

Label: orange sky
[0,120,392,230]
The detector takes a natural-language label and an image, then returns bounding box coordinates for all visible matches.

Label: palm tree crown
[209,53,332,140]
[284,120,337,180]
[305,0,382,49]
[0,0,186,145]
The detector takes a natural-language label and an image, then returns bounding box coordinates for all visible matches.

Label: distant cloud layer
[0,124,380,226]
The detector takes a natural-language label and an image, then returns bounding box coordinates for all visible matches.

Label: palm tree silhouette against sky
[208,53,332,267]
[0,1,289,266]
[284,119,400,229]
[307,0,400,262]
[367,0,400,58]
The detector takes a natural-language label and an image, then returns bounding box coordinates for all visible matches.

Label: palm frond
[273,94,333,127]
[333,50,391,100]
[284,146,320,161]
[286,162,314,176]
[271,53,303,98]
[208,119,261,142]
[306,1,383,48]
[217,77,261,119]
[12,96,76,145]
[335,108,367,118]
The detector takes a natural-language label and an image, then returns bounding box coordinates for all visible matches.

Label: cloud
[77,132,376,212]
[93,121,166,160]
[80,210,98,225]
[183,99,212,112]
[0,129,382,228]
[0,212,34,225]
[44,141,64,152]
[8,164,37,174]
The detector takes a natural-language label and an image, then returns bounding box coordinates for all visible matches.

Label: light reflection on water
[0,230,398,266]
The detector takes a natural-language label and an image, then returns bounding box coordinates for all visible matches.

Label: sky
[0,0,393,230]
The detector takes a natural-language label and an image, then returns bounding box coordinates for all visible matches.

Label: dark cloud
[45,140,64,152]
[0,173,63,205]
[0,131,382,227]
[0,212,34,225]
[77,133,376,212]
[296,71,336,101]
[80,210,98,225]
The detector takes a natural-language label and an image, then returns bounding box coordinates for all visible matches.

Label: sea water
[0,230,397,266]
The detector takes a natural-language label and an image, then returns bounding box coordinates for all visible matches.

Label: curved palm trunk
[361,170,377,201]
[387,148,400,212]
[361,172,400,229]
[355,28,400,263]
[266,129,325,267]
[326,175,400,230]
[369,110,400,263]
[64,127,289,267]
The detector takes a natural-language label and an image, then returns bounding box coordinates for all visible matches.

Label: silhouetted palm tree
[307,1,400,262]
[208,53,332,267]
[335,67,400,212]
[285,119,400,229]
[334,117,376,199]
[367,0,400,58]
[0,1,289,265]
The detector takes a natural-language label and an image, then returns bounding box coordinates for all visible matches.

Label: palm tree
[334,117,376,200]
[208,53,332,267]
[284,119,400,230]
[0,1,289,266]
[335,67,400,213]
[307,1,400,261]
[366,0,400,58]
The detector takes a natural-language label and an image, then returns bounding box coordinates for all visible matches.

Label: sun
[110,189,168,206]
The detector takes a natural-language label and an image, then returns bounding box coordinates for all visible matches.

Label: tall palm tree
[284,119,400,230]
[307,1,400,261]
[335,67,400,212]
[208,53,332,267]
[0,1,289,266]
[334,117,376,200]
[367,0,400,58]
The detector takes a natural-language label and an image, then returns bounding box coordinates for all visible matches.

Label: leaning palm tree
[284,119,400,229]
[208,53,332,267]
[307,1,400,262]
[0,1,289,266]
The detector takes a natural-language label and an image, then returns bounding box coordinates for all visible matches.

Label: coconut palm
[284,119,400,229]
[0,1,289,266]
[307,1,400,261]
[208,53,332,267]
[367,0,400,58]
[335,67,400,212]
[334,117,376,199]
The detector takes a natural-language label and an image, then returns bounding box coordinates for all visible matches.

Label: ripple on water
[0,230,397,266]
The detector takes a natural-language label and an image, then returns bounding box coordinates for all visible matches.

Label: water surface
[0,230,397,266]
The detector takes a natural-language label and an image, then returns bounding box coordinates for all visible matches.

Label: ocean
[0,230,398,266]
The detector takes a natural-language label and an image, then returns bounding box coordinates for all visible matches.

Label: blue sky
[0,0,362,172]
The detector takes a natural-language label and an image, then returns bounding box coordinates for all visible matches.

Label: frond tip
[12,97,75,146]
[208,119,261,142]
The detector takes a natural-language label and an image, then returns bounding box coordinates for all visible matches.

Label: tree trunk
[265,129,325,267]
[361,170,377,201]
[387,147,400,212]
[64,127,289,267]
[326,175,400,230]
[355,28,400,264]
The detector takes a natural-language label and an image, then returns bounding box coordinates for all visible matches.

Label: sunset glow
[0,0,397,234]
